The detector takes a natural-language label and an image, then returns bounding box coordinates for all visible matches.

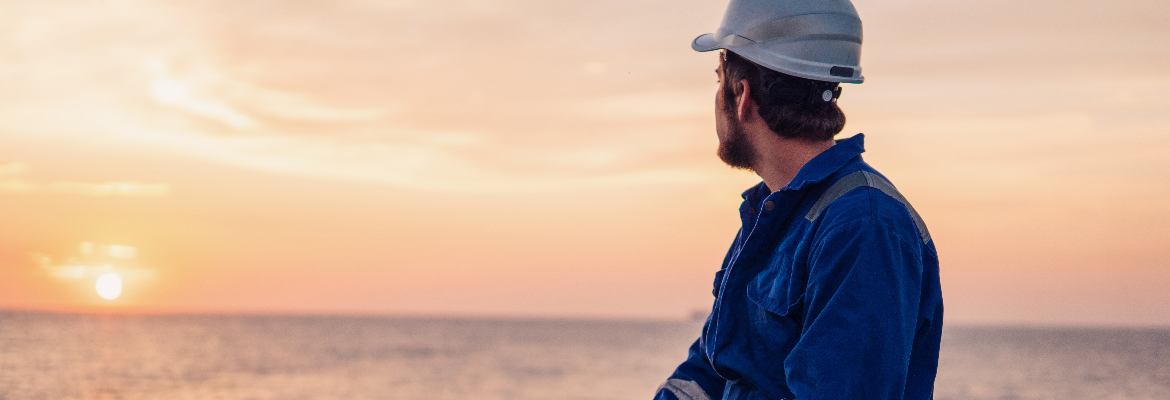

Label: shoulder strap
[805,171,932,244]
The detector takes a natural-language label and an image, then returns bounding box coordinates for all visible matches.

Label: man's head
[720,50,847,141]
[715,50,847,169]
[692,0,862,170]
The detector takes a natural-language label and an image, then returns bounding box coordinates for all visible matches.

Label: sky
[0,0,1167,325]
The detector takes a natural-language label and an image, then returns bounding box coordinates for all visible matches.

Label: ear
[735,79,756,122]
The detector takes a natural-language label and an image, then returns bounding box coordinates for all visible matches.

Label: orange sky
[1,0,1167,325]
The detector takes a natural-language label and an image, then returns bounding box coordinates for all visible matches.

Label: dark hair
[720,50,847,142]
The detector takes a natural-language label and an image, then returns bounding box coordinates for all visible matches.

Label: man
[654,1,943,399]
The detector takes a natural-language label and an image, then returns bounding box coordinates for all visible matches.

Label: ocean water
[1,312,1168,400]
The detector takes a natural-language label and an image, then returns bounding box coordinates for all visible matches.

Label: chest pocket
[746,251,808,319]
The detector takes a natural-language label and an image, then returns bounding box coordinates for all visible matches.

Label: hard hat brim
[691,34,720,52]
[690,32,865,83]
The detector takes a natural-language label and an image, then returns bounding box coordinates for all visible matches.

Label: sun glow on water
[95,273,122,300]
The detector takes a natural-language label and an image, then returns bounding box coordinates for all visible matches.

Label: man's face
[715,57,755,170]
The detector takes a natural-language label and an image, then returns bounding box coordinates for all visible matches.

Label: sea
[1,311,1168,400]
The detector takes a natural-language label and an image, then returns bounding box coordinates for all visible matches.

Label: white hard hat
[692,0,864,84]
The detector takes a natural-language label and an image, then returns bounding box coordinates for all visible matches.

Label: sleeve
[654,333,726,400]
[783,218,924,400]
[655,229,742,400]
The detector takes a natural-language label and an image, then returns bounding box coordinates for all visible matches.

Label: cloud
[0,162,170,197]
[110,128,711,193]
[146,58,388,128]
[571,90,711,120]
[0,0,724,194]
[37,242,156,282]
[146,58,259,129]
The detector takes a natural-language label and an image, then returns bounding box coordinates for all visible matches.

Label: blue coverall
[655,134,943,400]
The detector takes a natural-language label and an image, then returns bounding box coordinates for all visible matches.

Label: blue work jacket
[655,134,943,400]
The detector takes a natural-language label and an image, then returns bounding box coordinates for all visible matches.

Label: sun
[95,273,122,300]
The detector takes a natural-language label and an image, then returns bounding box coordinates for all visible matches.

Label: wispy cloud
[146,58,259,130]
[146,57,388,128]
[134,54,709,190]
[3,0,1165,195]
[570,90,711,120]
[37,242,156,282]
[0,162,170,197]
[0,0,724,193]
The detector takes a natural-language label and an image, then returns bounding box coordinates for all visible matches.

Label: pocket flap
[746,252,807,317]
[712,268,727,297]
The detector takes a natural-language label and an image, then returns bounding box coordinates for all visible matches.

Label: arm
[784,218,924,400]
[655,334,726,400]
[656,230,744,400]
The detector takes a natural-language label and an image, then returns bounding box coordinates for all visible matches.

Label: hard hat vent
[829,67,855,78]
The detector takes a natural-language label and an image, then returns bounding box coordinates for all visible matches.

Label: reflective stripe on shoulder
[657,379,713,400]
[805,170,932,244]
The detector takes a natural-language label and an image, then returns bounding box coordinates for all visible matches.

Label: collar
[740,133,866,199]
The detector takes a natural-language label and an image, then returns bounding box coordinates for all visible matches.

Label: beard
[716,103,756,170]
